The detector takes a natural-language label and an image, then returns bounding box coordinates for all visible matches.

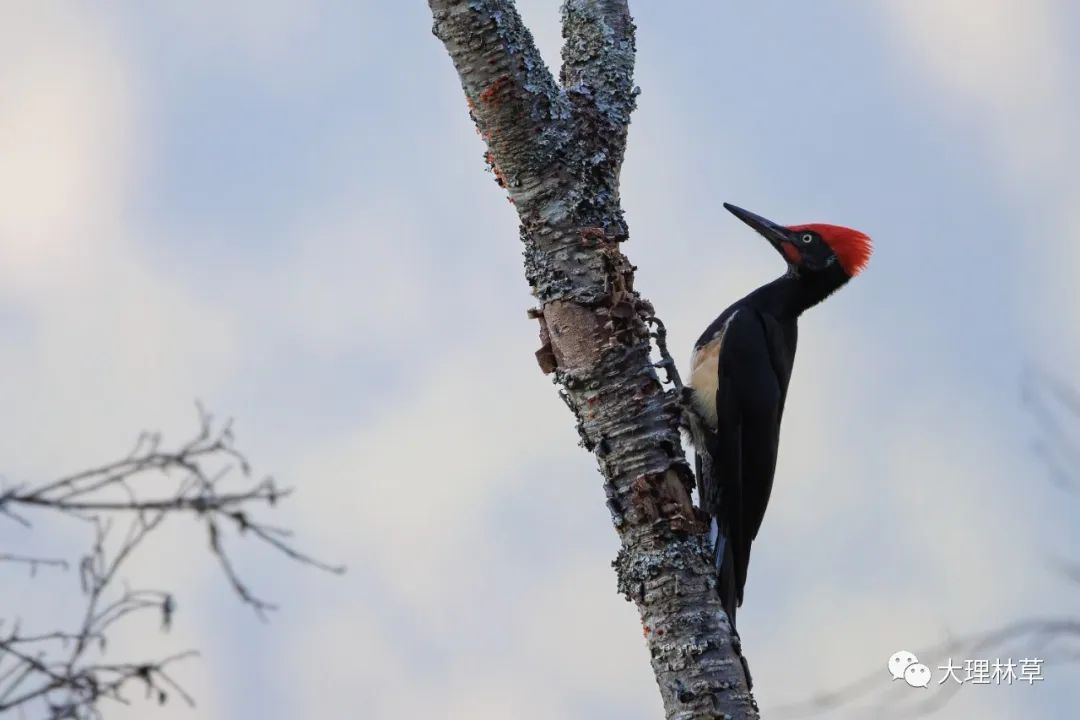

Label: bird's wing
[714,308,783,604]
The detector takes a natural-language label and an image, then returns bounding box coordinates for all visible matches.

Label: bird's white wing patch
[688,310,740,429]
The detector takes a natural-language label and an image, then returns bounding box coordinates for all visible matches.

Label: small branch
[1023,368,1080,492]
[561,0,637,176]
[429,0,573,206]
[12,488,284,514]
[0,407,342,718]
[0,554,69,576]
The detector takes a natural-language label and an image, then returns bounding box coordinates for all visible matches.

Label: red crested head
[787,223,873,277]
[722,203,872,282]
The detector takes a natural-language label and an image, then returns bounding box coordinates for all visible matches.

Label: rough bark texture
[428,2,759,718]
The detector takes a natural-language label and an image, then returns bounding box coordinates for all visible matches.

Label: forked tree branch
[428,2,758,717]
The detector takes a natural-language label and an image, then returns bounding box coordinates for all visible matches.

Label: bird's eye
[801,233,813,244]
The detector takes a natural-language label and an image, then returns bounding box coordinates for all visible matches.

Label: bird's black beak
[723,203,793,258]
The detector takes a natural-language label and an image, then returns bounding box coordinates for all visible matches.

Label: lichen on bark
[429,2,759,717]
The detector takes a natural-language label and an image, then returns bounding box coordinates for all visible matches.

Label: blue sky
[1,2,1078,718]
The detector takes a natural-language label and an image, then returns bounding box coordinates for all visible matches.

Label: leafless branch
[561,0,637,179]
[0,406,343,718]
[0,554,69,576]
[1023,368,1080,492]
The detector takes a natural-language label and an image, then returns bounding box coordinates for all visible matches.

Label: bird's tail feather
[711,517,738,630]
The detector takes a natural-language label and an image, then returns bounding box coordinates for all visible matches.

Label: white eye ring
[801,233,813,244]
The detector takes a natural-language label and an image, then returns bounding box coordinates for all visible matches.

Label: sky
[1,1,1078,718]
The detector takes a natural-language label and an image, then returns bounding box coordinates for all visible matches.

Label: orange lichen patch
[579,226,607,244]
[479,74,511,103]
[789,223,873,276]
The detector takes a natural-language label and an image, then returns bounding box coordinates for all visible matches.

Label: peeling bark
[428,2,759,717]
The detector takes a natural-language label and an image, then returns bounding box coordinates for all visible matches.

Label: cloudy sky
[2,1,1078,718]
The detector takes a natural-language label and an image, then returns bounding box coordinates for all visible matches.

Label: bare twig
[0,406,343,718]
[0,554,69,576]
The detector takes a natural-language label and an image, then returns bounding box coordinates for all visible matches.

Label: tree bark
[427,2,759,717]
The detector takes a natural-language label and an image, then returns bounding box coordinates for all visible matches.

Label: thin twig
[0,406,342,718]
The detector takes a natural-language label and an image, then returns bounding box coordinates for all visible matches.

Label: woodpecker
[686,203,872,630]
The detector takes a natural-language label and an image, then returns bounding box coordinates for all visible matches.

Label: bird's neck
[753,264,850,319]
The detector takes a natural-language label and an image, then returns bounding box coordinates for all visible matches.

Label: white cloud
[286,331,583,619]
[0,4,239,469]
[0,6,133,284]
[878,0,1080,364]
[151,1,327,71]
[259,199,441,356]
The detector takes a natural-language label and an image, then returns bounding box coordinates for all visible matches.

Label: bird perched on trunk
[686,203,872,630]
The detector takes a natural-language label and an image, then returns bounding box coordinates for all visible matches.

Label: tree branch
[0,409,343,717]
[429,0,573,209]
[561,0,637,178]
[429,2,758,717]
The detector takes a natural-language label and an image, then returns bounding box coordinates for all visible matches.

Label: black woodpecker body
[687,203,872,630]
